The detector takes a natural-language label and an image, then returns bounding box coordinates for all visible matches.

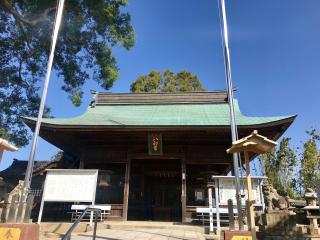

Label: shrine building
[23,91,295,222]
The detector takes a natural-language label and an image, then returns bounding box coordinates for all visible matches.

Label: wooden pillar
[122,156,131,221]
[181,155,187,222]
[244,151,255,230]
[141,164,145,214]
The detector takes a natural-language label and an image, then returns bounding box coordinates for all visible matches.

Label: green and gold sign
[148,133,163,155]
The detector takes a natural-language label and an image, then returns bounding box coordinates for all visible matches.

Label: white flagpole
[23,0,66,198]
[218,0,244,230]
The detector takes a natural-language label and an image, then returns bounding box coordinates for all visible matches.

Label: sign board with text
[211,176,266,208]
[42,169,98,202]
[148,132,163,155]
[218,178,262,205]
[38,169,98,223]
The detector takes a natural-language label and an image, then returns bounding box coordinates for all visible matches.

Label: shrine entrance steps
[102,220,205,233]
[72,228,211,240]
[39,221,223,240]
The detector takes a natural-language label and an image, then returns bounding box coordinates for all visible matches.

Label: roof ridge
[93,91,229,106]
[95,90,229,94]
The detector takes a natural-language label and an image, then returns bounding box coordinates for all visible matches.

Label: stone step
[101,221,207,233]
[40,222,91,234]
[40,222,93,240]
[40,232,63,240]
[39,221,226,239]
[72,227,209,240]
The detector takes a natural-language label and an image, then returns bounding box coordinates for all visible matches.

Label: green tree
[277,138,299,198]
[260,137,298,198]
[130,70,205,93]
[260,148,282,192]
[301,129,320,189]
[0,0,135,147]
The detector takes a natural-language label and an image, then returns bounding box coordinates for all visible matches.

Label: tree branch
[0,0,56,27]
[27,6,56,26]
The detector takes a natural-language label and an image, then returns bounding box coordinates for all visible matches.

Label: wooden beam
[129,153,181,160]
[244,150,255,230]
[122,153,131,221]
[181,154,187,222]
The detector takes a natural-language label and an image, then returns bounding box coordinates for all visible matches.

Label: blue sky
[1,0,320,170]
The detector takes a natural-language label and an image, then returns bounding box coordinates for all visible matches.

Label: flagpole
[218,0,244,230]
[22,0,65,198]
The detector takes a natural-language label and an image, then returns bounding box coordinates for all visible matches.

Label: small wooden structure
[227,130,277,230]
[0,138,18,163]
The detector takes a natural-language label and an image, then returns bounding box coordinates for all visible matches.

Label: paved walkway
[73,228,206,240]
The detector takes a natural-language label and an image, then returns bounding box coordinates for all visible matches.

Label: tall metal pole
[218,0,244,230]
[23,0,65,195]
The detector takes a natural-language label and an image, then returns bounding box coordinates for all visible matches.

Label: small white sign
[195,190,204,201]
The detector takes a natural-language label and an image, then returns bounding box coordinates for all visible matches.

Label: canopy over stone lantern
[227,130,277,231]
[0,138,18,163]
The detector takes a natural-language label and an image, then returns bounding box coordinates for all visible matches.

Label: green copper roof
[24,100,295,127]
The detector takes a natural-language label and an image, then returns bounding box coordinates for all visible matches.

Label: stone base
[297,224,320,236]
[310,228,320,235]
[0,223,39,240]
[259,224,320,240]
[262,210,295,226]
[260,210,298,235]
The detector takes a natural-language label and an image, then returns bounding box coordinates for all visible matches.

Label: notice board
[218,178,262,205]
[42,169,98,202]
[38,169,98,223]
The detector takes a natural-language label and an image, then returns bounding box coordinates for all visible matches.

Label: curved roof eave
[22,115,296,130]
